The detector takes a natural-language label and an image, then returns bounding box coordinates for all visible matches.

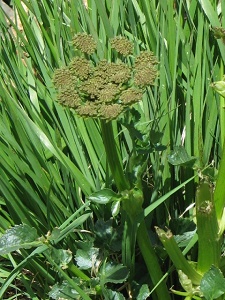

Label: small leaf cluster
[53,33,158,120]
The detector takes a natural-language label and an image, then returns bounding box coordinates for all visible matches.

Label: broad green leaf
[75,247,99,270]
[137,284,151,300]
[46,248,72,269]
[111,200,120,217]
[49,280,79,300]
[102,288,126,300]
[87,188,120,204]
[174,231,196,248]
[169,218,196,235]
[47,228,61,241]
[131,281,151,300]
[94,219,122,252]
[200,266,225,300]
[167,146,197,167]
[99,262,129,284]
[0,224,40,255]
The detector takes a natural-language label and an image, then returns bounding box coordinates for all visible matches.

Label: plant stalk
[100,120,130,191]
[196,181,221,274]
[101,121,170,298]
[137,221,171,300]
[214,135,225,228]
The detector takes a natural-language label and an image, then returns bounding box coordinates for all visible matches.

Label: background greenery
[0,0,224,299]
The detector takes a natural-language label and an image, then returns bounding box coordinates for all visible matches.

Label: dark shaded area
[3,0,11,6]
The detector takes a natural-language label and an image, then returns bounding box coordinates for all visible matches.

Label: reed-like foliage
[0,0,224,299]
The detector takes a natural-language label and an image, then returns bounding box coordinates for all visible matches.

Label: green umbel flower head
[53,34,158,120]
[72,33,97,54]
[134,52,158,87]
[110,36,133,56]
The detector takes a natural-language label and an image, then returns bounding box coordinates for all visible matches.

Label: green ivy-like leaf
[167,146,197,167]
[100,262,129,285]
[94,219,122,252]
[47,227,61,241]
[49,280,79,299]
[200,265,225,300]
[174,230,196,248]
[137,284,151,300]
[169,218,196,235]
[87,188,120,204]
[131,281,151,300]
[75,246,100,270]
[102,288,126,300]
[0,224,40,255]
[46,248,72,269]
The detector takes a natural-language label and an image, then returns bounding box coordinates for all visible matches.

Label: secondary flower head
[110,36,133,56]
[120,88,143,106]
[72,33,97,54]
[53,34,158,120]
[134,51,158,87]
[68,57,93,80]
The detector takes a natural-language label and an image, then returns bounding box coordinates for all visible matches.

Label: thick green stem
[68,263,90,281]
[214,135,225,226]
[137,221,171,300]
[196,181,221,274]
[101,121,170,298]
[101,120,130,191]
[156,227,202,286]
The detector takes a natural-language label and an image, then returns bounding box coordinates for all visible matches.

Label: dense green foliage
[0,0,225,299]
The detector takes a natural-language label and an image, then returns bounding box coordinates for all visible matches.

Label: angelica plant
[53,33,171,299]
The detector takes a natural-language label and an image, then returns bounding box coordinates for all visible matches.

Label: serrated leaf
[167,146,196,167]
[87,189,120,204]
[150,129,163,144]
[0,224,40,255]
[48,228,61,241]
[131,282,151,300]
[94,219,122,252]
[46,248,72,269]
[100,262,129,284]
[75,247,99,270]
[49,280,79,299]
[137,284,151,300]
[174,230,196,248]
[169,218,196,235]
[102,288,126,300]
[200,266,225,300]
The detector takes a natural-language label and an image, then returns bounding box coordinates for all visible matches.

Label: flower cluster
[72,33,97,54]
[53,33,158,120]
[110,36,133,56]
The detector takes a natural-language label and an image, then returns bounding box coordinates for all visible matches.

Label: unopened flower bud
[211,79,225,98]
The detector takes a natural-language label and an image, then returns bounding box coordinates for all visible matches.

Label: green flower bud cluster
[110,36,133,56]
[53,33,158,120]
[72,33,97,54]
[211,76,225,98]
